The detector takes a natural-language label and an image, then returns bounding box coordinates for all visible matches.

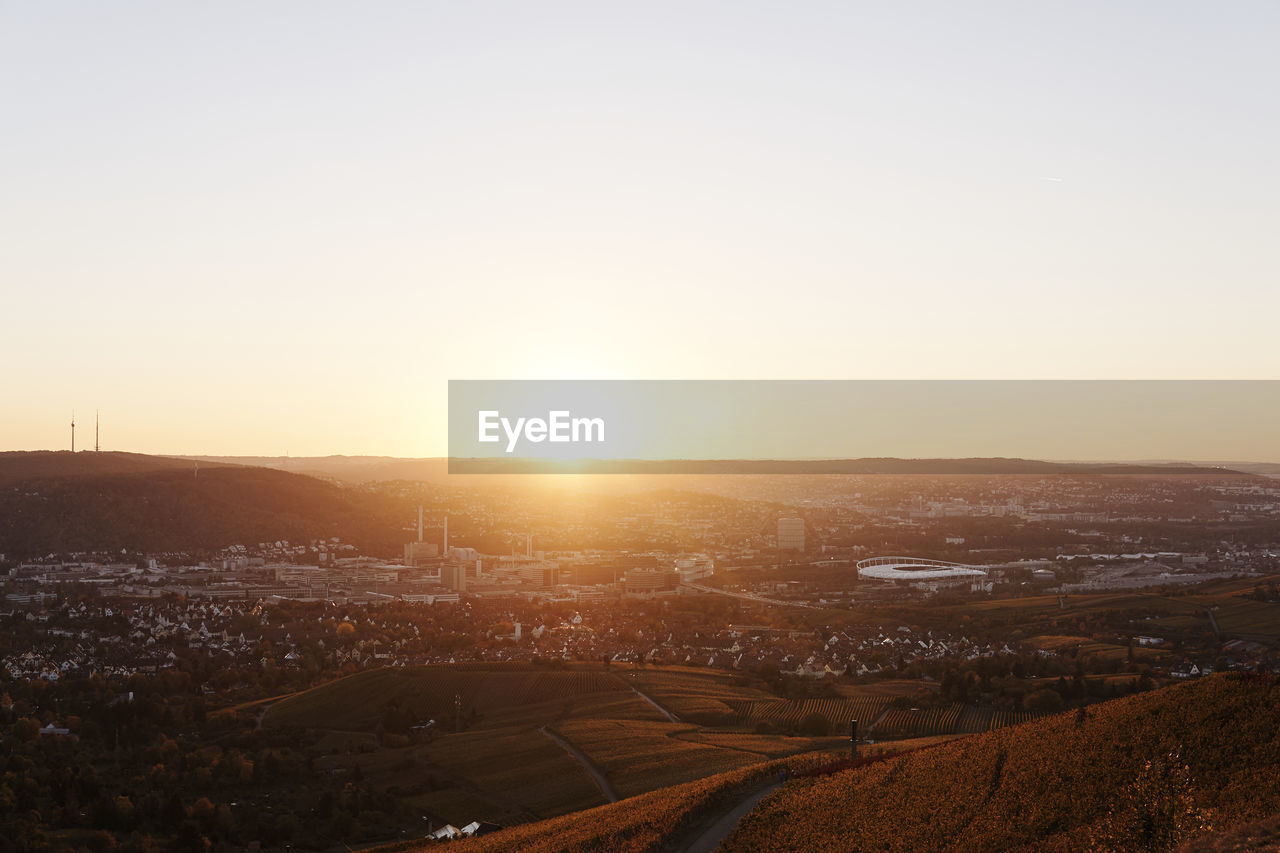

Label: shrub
[799,712,830,737]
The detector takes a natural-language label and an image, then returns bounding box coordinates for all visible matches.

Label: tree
[799,711,830,736]
[1024,687,1064,714]
[11,716,39,742]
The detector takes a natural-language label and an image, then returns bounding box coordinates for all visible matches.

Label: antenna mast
[71,411,75,453]
[95,410,100,452]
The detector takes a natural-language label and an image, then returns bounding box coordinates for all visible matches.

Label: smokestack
[418,505,423,542]
[443,516,448,556]
[526,533,532,559]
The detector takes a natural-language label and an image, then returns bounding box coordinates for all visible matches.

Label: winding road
[679,781,782,853]
[682,582,816,609]
[539,726,619,803]
[631,685,680,723]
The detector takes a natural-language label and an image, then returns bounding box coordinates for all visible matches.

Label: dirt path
[679,780,782,853]
[539,726,619,803]
[631,685,680,722]
[255,702,276,730]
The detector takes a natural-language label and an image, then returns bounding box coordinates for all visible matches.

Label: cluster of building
[0,591,1011,684]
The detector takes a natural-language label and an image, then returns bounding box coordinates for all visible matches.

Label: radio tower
[95,411,100,452]
[71,411,75,452]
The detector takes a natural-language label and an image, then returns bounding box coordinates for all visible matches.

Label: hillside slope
[0,451,405,557]
[389,675,1280,853]
[0,450,237,483]
[719,673,1280,852]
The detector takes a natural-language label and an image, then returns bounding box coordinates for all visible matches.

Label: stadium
[857,556,990,584]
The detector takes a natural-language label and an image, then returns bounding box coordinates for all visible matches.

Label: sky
[3,2,1278,457]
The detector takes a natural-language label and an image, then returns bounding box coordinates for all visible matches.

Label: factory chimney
[418,505,423,542]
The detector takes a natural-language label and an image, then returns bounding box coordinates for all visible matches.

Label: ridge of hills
[180,454,1253,483]
[0,449,1258,557]
[0,451,404,558]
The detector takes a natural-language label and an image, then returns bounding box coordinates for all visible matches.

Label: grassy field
[266,664,630,730]
[400,724,607,821]
[379,751,842,853]
[628,667,771,724]
[375,735,973,853]
[1026,634,1166,664]
[551,719,759,798]
[373,675,1280,853]
[265,657,1204,835]
[719,674,1280,853]
[920,576,1280,643]
[264,663,856,829]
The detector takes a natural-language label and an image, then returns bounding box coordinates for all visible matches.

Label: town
[3,470,1279,850]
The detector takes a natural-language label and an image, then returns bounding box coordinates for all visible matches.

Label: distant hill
[181,454,452,484]
[448,457,1250,475]
[180,454,1248,482]
[0,450,238,483]
[0,451,406,558]
[1193,461,1280,479]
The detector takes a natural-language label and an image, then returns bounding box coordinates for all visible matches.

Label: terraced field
[1028,633,1165,664]
[955,706,1030,734]
[266,665,630,730]
[380,751,845,853]
[738,696,891,733]
[629,668,774,724]
[264,663,851,830]
[266,662,1060,833]
[872,703,964,738]
[719,674,1280,852]
[552,719,759,798]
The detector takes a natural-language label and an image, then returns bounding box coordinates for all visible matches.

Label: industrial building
[777,517,806,551]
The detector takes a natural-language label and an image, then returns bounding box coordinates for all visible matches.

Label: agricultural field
[266,659,1167,836]
[380,735,994,853]
[871,703,964,739]
[680,730,847,758]
[922,580,1280,646]
[266,664,629,730]
[832,678,931,698]
[1027,634,1165,664]
[956,706,1038,733]
[382,751,844,853]
[264,663,853,830]
[737,696,891,733]
[630,667,921,735]
[551,719,759,798]
[400,724,607,822]
[628,667,775,725]
[1185,594,1280,641]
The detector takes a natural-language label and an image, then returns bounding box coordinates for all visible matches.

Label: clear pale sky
[3,2,1278,457]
